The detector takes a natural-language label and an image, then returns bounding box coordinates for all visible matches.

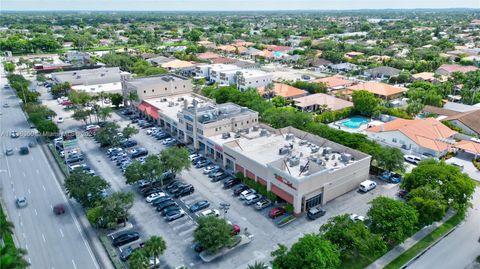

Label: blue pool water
[341,116,369,129]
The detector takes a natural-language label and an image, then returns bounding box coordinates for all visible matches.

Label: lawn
[384,211,465,269]
[342,254,384,269]
[47,143,69,176]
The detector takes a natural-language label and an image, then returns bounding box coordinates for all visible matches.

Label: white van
[359,180,377,193]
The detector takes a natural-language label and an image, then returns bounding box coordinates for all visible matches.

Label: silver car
[16,197,27,208]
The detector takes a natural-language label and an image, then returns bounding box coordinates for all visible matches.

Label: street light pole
[219,202,230,220]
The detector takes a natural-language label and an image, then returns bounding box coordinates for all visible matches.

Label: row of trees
[202,85,405,172]
[100,52,168,76]
[0,208,29,269]
[6,74,40,104]
[23,103,59,135]
[266,160,475,269]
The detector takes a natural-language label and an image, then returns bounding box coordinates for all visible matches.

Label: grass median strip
[384,211,465,269]
[47,144,69,176]
[99,235,125,269]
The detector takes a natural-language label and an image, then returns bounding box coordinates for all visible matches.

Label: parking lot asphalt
[42,92,401,269]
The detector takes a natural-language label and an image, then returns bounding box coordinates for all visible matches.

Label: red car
[269,207,286,219]
[231,224,240,235]
[53,204,65,215]
[61,100,73,106]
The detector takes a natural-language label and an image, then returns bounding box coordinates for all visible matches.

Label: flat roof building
[236,69,273,91]
[293,93,354,112]
[123,74,193,101]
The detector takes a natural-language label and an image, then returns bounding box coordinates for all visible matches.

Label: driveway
[445,151,480,181]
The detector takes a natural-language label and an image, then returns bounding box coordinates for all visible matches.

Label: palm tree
[0,211,14,239]
[0,245,30,269]
[128,250,149,269]
[143,235,166,269]
[247,261,268,269]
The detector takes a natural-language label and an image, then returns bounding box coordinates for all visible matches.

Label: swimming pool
[341,116,369,129]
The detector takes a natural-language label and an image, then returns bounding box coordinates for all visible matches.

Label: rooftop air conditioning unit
[341,153,353,162]
[299,140,308,145]
[260,129,268,136]
[252,126,259,131]
[285,133,294,140]
[234,133,241,138]
[244,128,249,134]
[161,98,167,102]
[178,97,185,101]
[311,145,320,153]
[323,147,332,155]
[289,157,300,167]
[168,101,174,107]
[222,133,231,139]
[279,147,290,155]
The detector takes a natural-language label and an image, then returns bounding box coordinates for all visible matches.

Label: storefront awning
[138,101,159,120]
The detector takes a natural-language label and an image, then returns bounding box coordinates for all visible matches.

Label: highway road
[0,73,100,269]
[408,188,480,269]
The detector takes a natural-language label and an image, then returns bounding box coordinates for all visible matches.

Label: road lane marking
[34,209,38,215]
[28,188,31,194]
[50,204,53,210]
[25,243,28,250]
[59,228,64,237]
[42,233,46,243]
[72,259,77,269]
[28,258,31,263]
[30,156,34,161]
[20,221,23,227]
[43,185,46,191]
[23,233,26,238]
[36,169,40,174]
[23,172,26,177]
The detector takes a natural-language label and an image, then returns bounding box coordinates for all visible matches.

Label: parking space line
[36,169,40,174]
[42,233,46,243]
[30,156,34,161]
[43,185,46,191]
[23,172,26,177]
[178,226,196,237]
[72,259,77,269]
[171,220,193,231]
[34,209,38,215]
[59,229,64,237]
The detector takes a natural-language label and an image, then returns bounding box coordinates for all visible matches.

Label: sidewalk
[366,210,455,269]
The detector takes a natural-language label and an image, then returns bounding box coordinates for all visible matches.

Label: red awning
[137,101,159,119]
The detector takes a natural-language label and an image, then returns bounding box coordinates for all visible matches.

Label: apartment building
[236,69,273,91]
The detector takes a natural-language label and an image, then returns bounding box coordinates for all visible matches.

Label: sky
[1,0,479,11]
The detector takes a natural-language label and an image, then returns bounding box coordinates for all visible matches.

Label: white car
[350,214,365,222]
[404,155,422,165]
[57,117,64,123]
[146,127,159,135]
[162,138,176,145]
[145,192,165,203]
[199,209,220,217]
[240,189,256,200]
[203,165,219,174]
[189,153,201,161]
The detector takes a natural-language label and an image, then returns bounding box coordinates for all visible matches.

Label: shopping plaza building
[130,75,371,214]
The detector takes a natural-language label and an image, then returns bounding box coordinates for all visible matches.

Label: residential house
[313,75,354,91]
[444,109,480,136]
[257,83,308,100]
[148,56,174,66]
[329,63,359,73]
[412,72,447,83]
[347,82,406,100]
[161,59,197,75]
[306,58,332,70]
[364,66,401,79]
[197,52,221,61]
[366,118,457,157]
[344,51,364,59]
[293,93,353,112]
[436,64,479,76]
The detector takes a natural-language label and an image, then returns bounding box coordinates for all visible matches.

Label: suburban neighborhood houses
[1,4,480,269]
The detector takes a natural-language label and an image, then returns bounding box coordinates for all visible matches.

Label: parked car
[156,201,177,212]
[195,159,210,168]
[145,192,166,203]
[192,157,206,165]
[129,148,148,158]
[189,153,202,161]
[5,148,14,156]
[161,206,181,216]
[111,231,140,247]
[169,183,191,195]
[174,185,194,198]
[162,138,176,145]
[269,207,286,219]
[151,196,172,207]
[16,196,28,208]
[10,131,19,138]
[189,200,210,212]
[254,198,271,210]
[350,214,365,222]
[203,165,219,174]
[307,206,326,220]
[56,117,64,123]
[233,184,249,196]
[119,242,144,261]
[404,155,422,165]
[165,210,185,222]
[398,190,409,199]
[192,242,203,253]
[450,162,464,170]
[244,194,263,205]
[146,127,159,135]
[223,177,240,189]
[359,180,376,193]
[199,209,220,217]
[240,189,256,200]
[211,171,228,182]
[380,171,402,184]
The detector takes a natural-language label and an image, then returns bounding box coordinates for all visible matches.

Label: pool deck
[328,118,382,134]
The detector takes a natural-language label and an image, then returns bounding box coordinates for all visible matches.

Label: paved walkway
[366,210,456,269]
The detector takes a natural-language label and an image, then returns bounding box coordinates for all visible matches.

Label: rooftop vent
[160,98,167,102]
[311,145,320,153]
[299,140,308,146]
[323,147,332,155]
[168,101,174,107]
[278,146,290,155]
[234,132,241,138]
[177,97,185,101]
[252,126,259,131]
[341,153,353,162]
[260,129,268,137]
[288,157,300,167]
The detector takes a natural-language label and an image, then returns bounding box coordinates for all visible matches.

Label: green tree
[128,250,149,269]
[376,147,405,172]
[36,119,59,135]
[194,216,233,253]
[144,236,167,269]
[367,197,418,246]
[36,73,47,82]
[248,261,269,269]
[271,234,341,269]
[94,122,121,147]
[3,62,15,73]
[187,29,203,41]
[0,245,30,269]
[124,160,144,185]
[320,214,387,261]
[72,108,90,125]
[142,155,165,183]
[128,91,140,106]
[271,96,287,108]
[407,186,448,227]
[158,147,191,183]
[51,82,71,98]
[97,107,113,123]
[69,90,91,106]
[87,192,134,229]
[401,159,475,211]
[110,93,123,107]
[0,210,14,240]
[64,170,110,208]
[352,90,380,117]
[122,124,139,139]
